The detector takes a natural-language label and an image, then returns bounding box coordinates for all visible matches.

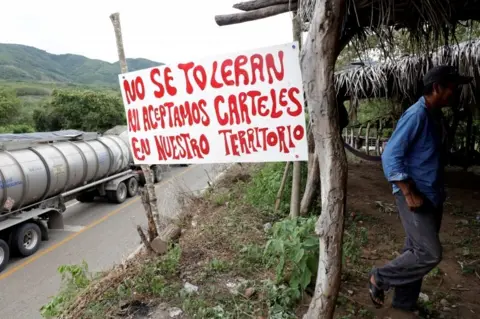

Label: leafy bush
[15,86,51,96]
[40,262,92,318]
[263,217,318,300]
[246,163,293,215]
[34,89,126,132]
[0,124,35,133]
[0,87,21,126]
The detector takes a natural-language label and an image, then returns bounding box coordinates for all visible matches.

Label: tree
[34,89,126,132]
[0,87,21,126]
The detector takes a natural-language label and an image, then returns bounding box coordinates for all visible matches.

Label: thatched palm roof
[334,40,480,106]
[298,0,480,49]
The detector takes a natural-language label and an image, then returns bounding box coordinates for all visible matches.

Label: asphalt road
[0,164,229,319]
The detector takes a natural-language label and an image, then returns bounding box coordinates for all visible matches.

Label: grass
[41,163,375,319]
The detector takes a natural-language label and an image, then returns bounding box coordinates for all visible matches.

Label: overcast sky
[0,0,294,64]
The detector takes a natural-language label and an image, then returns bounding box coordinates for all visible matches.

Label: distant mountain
[0,43,163,86]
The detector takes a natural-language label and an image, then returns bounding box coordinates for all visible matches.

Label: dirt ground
[332,162,480,319]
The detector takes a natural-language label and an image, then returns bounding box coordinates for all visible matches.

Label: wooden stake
[274,162,291,212]
[365,122,371,155]
[356,125,363,149]
[109,12,164,236]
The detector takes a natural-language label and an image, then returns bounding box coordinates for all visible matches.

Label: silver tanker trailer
[103,125,188,185]
[0,130,141,272]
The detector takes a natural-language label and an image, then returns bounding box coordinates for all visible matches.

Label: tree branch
[215,3,297,26]
[233,0,292,11]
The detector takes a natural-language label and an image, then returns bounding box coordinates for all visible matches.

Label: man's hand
[395,180,424,211]
[404,192,424,211]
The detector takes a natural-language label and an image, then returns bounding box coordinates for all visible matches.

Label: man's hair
[423,80,449,95]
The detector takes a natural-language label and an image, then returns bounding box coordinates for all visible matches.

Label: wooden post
[301,0,347,316]
[290,12,302,218]
[350,128,354,146]
[376,120,383,155]
[275,162,291,212]
[365,122,371,155]
[109,12,164,237]
[355,125,363,149]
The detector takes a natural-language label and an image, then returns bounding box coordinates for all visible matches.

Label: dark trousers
[373,193,443,311]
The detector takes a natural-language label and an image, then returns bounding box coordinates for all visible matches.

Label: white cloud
[0,0,294,64]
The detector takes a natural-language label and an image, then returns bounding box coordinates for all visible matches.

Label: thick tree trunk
[110,13,164,236]
[301,0,347,317]
[290,12,302,218]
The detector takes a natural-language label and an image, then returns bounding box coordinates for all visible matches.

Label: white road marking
[66,201,79,209]
[49,225,85,232]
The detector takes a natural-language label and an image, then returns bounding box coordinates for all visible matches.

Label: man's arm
[381,111,423,196]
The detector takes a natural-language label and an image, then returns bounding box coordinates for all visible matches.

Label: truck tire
[12,223,42,257]
[107,182,128,204]
[76,191,96,203]
[153,166,163,183]
[0,239,9,272]
[127,177,139,197]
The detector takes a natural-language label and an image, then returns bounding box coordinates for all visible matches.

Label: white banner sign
[118,42,308,164]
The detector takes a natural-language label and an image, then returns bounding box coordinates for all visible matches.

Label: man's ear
[432,83,440,94]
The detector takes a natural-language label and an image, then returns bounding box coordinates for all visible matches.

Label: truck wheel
[153,166,163,183]
[12,223,42,257]
[0,239,10,272]
[127,177,139,197]
[76,191,95,203]
[107,182,128,204]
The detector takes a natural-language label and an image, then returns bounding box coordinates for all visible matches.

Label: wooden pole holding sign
[289,12,302,218]
[109,12,163,239]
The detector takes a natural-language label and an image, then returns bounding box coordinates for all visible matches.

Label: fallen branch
[136,225,155,254]
[233,0,291,11]
[215,3,297,26]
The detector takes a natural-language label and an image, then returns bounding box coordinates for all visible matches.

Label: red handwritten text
[178,50,284,94]
[123,76,146,104]
[154,133,210,160]
[150,67,177,98]
[218,124,305,156]
[214,87,302,126]
[140,99,210,131]
[130,137,151,161]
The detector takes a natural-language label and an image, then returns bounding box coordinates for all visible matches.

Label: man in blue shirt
[368,65,472,312]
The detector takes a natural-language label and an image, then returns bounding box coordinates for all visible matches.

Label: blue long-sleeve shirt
[381,97,445,207]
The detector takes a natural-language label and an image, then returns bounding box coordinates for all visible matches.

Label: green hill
[0,43,162,86]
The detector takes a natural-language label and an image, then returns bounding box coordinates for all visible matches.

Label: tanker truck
[0,130,141,273]
[103,125,188,184]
